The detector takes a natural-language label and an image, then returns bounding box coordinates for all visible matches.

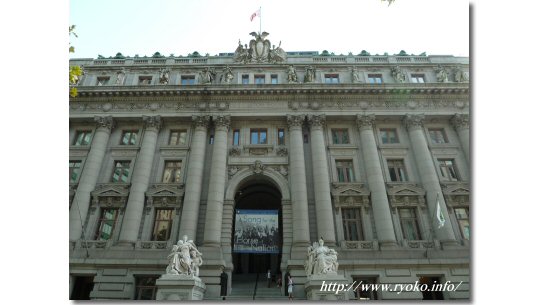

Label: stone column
[450,113,470,163]
[179,115,210,241]
[356,115,398,248]
[287,115,311,246]
[307,114,336,245]
[117,116,161,246]
[69,116,114,242]
[203,115,231,247]
[404,114,458,245]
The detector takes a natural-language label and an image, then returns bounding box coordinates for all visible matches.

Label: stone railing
[340,240,378,250]
[137,241,170,250]
[402,239,440,249]
[77,239,112,249]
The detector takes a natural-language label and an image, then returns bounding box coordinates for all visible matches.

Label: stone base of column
[304,274,352,300]
[440,239,462,249]
[378,240,399,250]
[156,274,206,300]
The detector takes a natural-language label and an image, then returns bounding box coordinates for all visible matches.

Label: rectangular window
[254,74,265,84]
[411,74,426,83]
[73,130,92,146]
[271,74,278,84]
[336,160,355,182]
[438,159,460,181]
[96,77,110,86]
[95,208,119,240]
[399,208,421,240]
[277,128,285,145]
[454,207,470,240]
[332,129,350,144]
[169,130,187,145]
[233,129,240,146]
[135,276,159,300]
[353,277,379,300]
[428,128,448,144]
[120,130,138,145]
[69,161,81,183]
[162,161,182,183]
[387,159,408,182]
[368,74,383,84]
[138,76,152,85]
[111,160,131,183]
[152,209,174,241]
[342,208,363,241]
[181,75,195,85]
[250,128,267,144]
[324,74,339,84]
[379,128,399,144]
[242,74,249,84]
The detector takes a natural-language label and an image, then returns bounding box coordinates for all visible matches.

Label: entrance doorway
[231,183,282,281]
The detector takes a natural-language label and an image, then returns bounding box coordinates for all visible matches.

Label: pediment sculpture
[166,235,203,277]
[304,238,339,276]
[233,32,287,64]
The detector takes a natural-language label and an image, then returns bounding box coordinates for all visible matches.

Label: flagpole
[259,6,262,34]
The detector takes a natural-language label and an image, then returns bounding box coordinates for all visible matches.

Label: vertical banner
[233,209,279,253]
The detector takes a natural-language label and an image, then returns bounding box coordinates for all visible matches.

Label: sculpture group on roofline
[233,32,287,64]
[166,235,203,277]
[304,238,339,276]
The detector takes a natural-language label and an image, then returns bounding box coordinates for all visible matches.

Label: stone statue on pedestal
[165,235,203,276]
[304,238,339,276]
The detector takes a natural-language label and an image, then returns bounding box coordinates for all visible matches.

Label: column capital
[403,114,425,131]
[192,115,210,129]
[94,116,115,131]
[286,114,305,129]
[142,115,162,131]
[450,113,470,131]
[307,114,326,129]
[356,114,376,130]
[213,115,231,131]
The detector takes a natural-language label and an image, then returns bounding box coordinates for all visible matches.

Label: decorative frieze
[91,183,130,210]
[385,183,426,208]
[440,182,470,208]
[331,183,371,208]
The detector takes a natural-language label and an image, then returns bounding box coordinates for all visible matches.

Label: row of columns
[69,113,469,249]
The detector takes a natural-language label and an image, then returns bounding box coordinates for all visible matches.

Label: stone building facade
[69,32,469,300]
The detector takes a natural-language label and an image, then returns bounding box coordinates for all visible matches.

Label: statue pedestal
[155,274,206,300]
[304,274,351,301]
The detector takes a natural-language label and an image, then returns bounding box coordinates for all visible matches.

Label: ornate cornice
[356,114,376,130]
[403,114,425,131]
[94,116,114,131]
[307,114,326,129]
[286,114,305,129]
[192,115,210,129]
[213,115,231,131]
[450,113,469,131]
[142,115,162,130]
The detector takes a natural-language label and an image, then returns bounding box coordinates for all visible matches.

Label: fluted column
[287,115,311,246]
[203,115,231,247]
[450,114,470,163]
[307,114,336,245]
[356,115,398,248]
[118,116,161,245]
[178,115,210,241]
[69,116,114,242]
[404,114,458,245]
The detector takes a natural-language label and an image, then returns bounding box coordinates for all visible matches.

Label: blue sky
[70,0,469,59]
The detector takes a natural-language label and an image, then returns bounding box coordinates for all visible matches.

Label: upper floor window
[332,129,350,144]
[138,76,152,85]
[169,130,187,145]
[379,128,399,144]
[454,207,470,240]
[135,276,159,300]
[368,74,383,84]
[111,160,131,183]
[233,129,240,146]
[73,130,92,146]
[342,208,363,241]
[336,160,355,182]
[387,159,408,182]
[399,208,421,240]
[324,74,339,84]
[411,74,426,83]
[242,74,249,84]
[181,75,195,85]
[438,159,460,181]
[96,77,110,86]
[250,128,267,144]
[271,74,278,84]
[120,130,138,145]
[69,161,81,183]
[152,209,174,241]
[94,208,119,240]
[277,128,285,145]
[428,128,448,144]
[162,161,182,183]
[254,75,265,84]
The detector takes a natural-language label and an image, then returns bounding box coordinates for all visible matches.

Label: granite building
[69,32,470,300]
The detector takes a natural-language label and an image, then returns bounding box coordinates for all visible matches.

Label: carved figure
[391,66,406,83]
[453,66,469,82]
[233,40,249,63]
[115,69,125,85]
[304,65,316,83]
[351,67,361,83]
[199,67,215,85]
[233,32,286,64]
[304,238,339,276]
[165,235,202,276]
[159,68,170,85]
[269,41,287,63]
[221,66,234,84]
[287,65,298,83]
[435,65,449,83]
[166,244,181,275]
[190,249,203,277]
